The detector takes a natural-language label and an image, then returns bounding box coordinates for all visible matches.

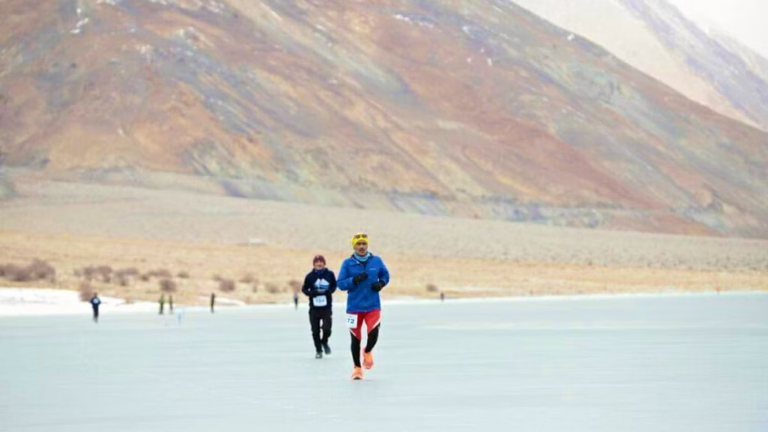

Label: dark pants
[309,309,332,352]
[92,306,99,322]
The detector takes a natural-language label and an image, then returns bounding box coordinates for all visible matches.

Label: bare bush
[212,274,223,282]
[288,279,302,293]
[148,268,172,279]
[29,259,56,281]
[0,264,13,279]
[177,271,190,279]
[82,266,97,280]
[0,260,56,283]
[265,282,281,294]
[117,276,129,287]
[96,265,112,282]
[251,283,259,293]
[219,279,236,293]
[79,281,93,301]
[117,268,140,277]
[240,274,255,284]
[8,265,31,282]
[426,283,439,293]
[159,278,177,293]
[139,273,151,282]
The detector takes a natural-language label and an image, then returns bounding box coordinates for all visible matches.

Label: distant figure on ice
[210,292,216,313]
[302,254,337,358]
[159,294,165,315]
[169,295,174,313]
[90,292,101,323]
[338,232,390,380]
[440,291,445,302]
[293,292,299,309]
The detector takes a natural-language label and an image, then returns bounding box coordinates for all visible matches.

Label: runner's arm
[378,259,390,287]
[337,261,354,291]
[328,271,338,294]
[301,274,313,297]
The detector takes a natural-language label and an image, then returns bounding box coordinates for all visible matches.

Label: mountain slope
[510,0,768,131]
[1,0,767,237]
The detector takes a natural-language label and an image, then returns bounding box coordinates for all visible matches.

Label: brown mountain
[1,0,767,237]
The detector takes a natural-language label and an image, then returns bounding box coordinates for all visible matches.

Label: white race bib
[312,296,328,307]
[346,313,358,329]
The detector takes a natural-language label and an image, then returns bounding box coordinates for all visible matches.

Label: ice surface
[1,293,766,431]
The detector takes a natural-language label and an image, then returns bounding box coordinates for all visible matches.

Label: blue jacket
[337,254,390,313]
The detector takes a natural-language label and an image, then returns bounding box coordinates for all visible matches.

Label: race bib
[346,313,358,329]
[312,296,328,307]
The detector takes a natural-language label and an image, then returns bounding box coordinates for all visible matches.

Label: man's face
[313,260,325,270]
[355,241,368,256]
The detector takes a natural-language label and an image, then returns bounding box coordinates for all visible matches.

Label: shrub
[8,265,31,282]
[0,264,13,279]
[265,282,281,294]
[139,273,151,282]
[177,271,190,279]
[148,268,172,279]
[29,259,56,281]
[212,274,223,282]
[426,283,438,293]
[79,281,93,301]
[288,279,302,293]
[251,283,259,293]
[96,265,112,282]
[118,268,140,277]
[219,279,236,292]
[240,274,255,284]
[82,266,97,280]
[159,278,177,293]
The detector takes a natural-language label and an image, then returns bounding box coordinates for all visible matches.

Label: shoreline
[1,287,765,319]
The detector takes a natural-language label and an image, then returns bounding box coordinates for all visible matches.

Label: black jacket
[301,268,337,310]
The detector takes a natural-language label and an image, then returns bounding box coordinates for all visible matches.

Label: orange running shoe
[363,350,374,370]
[351,367,364,380]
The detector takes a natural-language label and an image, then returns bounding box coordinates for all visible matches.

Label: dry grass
[0,229,765,307]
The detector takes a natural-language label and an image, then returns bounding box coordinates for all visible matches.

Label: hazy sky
[666,0,768,58]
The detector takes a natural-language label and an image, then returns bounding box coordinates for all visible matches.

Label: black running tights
[351,325,380,367]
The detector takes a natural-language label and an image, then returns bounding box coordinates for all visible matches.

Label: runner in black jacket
[302,255,337,358]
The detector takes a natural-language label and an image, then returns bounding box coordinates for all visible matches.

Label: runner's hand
[352,273,368,285]
[371,281,384,292]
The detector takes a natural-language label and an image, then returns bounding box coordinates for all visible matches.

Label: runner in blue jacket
[338,232,390,380]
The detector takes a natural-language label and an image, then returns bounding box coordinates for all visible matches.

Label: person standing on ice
[90,292,101,323]
[301,255,337,359]
[337,232,390,380]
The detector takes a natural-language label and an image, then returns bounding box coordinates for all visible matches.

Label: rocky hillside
[1,0,767,237]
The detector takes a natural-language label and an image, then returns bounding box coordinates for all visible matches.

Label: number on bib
[346,313,358,329]
[312,296,327,307]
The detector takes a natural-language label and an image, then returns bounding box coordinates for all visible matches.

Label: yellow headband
[351,232,369,248]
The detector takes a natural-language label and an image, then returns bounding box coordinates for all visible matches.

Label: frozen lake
[2,293,767,431]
